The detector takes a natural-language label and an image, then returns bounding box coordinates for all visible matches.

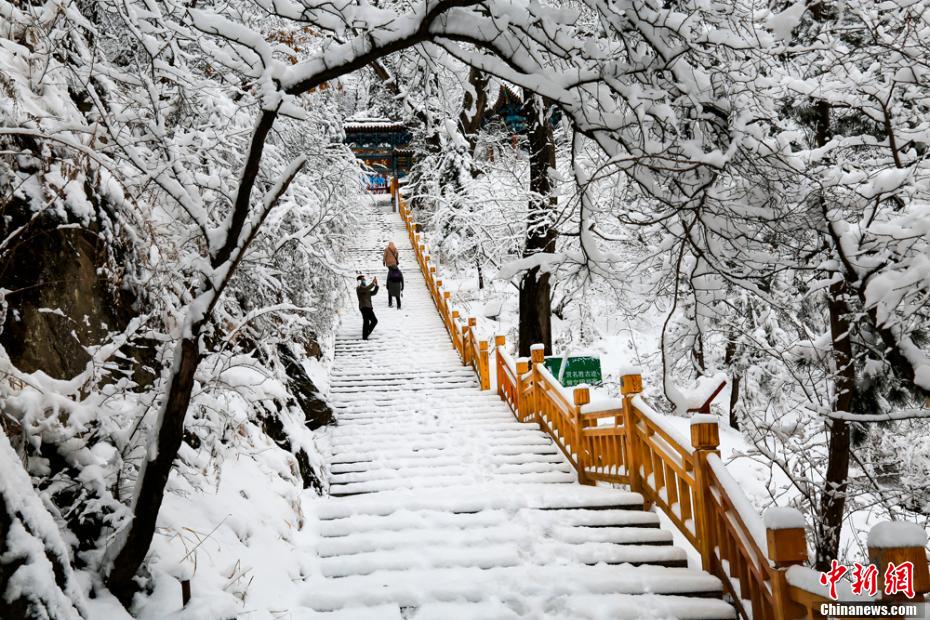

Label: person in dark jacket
[356,275,379,339]
[387,266,404,309]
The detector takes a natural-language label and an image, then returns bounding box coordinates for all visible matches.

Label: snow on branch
[188,9,276,77]
[825,409,930,423]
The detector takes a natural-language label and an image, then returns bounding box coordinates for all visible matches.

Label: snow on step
[329,471,579,497]
[328,443,563,465]
[403,594,736,619]
[317,507,662,538]
[317,521,672,558]
[306,200,734,618]
[301,564,728,612]
[329,460,573,487]
[316,484,645,519]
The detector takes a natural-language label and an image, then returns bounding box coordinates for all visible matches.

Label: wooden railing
[396,194,930,620]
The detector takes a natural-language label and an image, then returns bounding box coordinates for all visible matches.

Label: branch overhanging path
[300,199,737,618]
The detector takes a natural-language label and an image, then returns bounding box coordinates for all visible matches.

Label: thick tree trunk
[815,279,856,571]
[106,337,200,606]
[518,92,557,356]
[810,99,857,571]
[519,269,552,356]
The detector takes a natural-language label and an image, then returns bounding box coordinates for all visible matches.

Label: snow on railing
[398,194,930,620]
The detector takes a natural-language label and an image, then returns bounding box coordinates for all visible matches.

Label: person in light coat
[383,241,399,281]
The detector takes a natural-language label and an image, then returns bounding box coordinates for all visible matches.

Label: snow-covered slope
[299,201,736,619]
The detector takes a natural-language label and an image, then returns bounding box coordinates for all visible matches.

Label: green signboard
[543,356,602,387]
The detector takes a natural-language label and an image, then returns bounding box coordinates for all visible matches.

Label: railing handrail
[706,453,768,564]
[631,394,694,455]
[396,194,930,620]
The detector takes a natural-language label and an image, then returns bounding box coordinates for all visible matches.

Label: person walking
[356,275,379,340]
[383,241,399,279]
[387,265,404,309]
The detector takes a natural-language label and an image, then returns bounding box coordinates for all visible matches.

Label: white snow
[867,521,928,549]
[690,413,719,427]
[762,507,806,531]
[766,1,807,42]
[0,432,85,620]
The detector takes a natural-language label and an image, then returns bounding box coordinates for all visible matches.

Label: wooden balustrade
[623,379,701,547]
[530,346,582,473]
[398,192,929,620]
[579,407,628,485]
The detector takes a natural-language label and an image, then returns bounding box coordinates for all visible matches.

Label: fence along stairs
[301,197,737,618]
[391,191,930,620]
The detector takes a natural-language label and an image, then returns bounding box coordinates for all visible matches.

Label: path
[300,199,736,619]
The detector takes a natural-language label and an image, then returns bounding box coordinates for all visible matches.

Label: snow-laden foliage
[0,431,85,620]
[1,0,362,615]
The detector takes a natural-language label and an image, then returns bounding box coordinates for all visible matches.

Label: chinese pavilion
[343,118,413,192]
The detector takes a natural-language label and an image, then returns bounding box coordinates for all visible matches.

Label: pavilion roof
[344,117,407,133]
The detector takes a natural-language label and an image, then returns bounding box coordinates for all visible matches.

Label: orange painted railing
[397,194,930,620]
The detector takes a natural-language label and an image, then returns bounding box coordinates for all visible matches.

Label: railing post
[467,317,479,376]
[451,310,462,355]
[461,320,471,366]
[516,359,530,421]
[495,335,506,399]
[764,507,809,620]
[690,416,721,573]
[478,340,490,390]
[530,344,546,428]
[442,291,452,330]
[620,373,643,495]
[868,522,930,603]
[573,386,591,485]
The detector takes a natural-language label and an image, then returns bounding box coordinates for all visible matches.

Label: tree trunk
[728,374,742,431]
[519,268,552,356]
[815,278,856,571]
[809,98,856,570]
[106,337,200,606]
[518,92,556,356]
[476,258,484,290]
[724,336,741,431]
[459,67,489,156]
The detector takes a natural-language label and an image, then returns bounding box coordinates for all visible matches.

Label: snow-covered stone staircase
[301,200,736,619]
